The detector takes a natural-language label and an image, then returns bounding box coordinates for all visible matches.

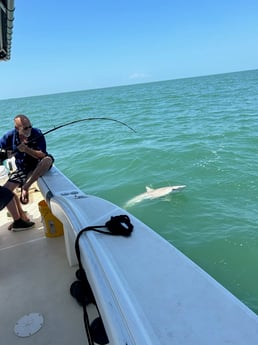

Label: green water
[1,69,258,312]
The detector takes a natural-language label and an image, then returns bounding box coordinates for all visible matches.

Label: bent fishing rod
[42,117,136,136]
[0,117,136,160]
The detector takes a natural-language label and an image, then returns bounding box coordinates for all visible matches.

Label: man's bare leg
[21,156,53,204]
[13,194,30,221]
[3,180,18,192]
[6,197,20,221]
[6,194,35,230]
[3,181,29,220]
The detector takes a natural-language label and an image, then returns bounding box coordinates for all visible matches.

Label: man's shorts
[8,154,55,187]
[0,186,14,210]
[8,169,28,187]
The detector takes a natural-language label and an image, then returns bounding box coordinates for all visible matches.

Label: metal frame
[0,0,15,61]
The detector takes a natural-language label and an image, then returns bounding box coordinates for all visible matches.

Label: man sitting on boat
[0,114,54,204]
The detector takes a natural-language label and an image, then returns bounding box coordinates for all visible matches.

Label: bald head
[14,115,30,127]
[14,115,32,137]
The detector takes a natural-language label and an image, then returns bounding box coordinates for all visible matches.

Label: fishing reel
[0,149,8,165]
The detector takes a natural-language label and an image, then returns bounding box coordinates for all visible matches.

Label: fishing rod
[0,117,136,162]
[42,117,136,136]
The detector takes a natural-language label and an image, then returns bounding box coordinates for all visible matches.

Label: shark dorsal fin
[146,186,153,193]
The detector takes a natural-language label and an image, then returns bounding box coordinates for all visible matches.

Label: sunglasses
[23,125,32,130]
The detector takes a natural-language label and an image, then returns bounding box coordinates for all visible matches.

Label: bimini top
[0,0,15,61]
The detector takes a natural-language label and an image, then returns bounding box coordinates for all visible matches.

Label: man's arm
[17,143,46,160]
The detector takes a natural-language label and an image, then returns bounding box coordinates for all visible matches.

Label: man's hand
[17,143,28,153]
[17,143,45,160]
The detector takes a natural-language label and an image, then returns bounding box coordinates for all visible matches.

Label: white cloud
[128,72,151,80]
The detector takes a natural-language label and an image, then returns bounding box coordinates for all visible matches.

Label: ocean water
[1,69,258,313]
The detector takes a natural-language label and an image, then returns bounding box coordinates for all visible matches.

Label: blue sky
[1,0,258,99]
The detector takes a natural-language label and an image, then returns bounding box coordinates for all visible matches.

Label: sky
[1,0,258,100]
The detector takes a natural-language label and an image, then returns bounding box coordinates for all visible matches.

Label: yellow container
[38,200,64,237]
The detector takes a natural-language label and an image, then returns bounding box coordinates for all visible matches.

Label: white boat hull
[38,166,258,345]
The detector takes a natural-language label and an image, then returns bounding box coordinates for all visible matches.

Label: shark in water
[124,185,186,207]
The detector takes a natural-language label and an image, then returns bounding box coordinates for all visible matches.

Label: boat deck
[0,186,88,345]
